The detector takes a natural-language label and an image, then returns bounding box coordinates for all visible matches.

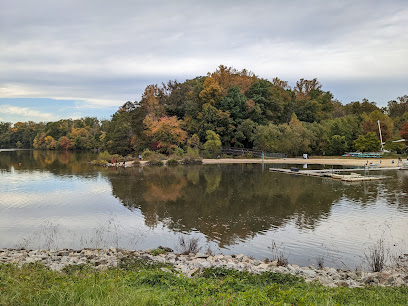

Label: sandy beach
[201,157,402,168]
[129,157,404,168]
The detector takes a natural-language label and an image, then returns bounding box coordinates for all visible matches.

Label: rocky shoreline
[1,248,407,288]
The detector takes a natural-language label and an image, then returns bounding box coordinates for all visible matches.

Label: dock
[268,167,401,182]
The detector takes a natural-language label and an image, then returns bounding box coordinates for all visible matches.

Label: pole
[378,120,384,151]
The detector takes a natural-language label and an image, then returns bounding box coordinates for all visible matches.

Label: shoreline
[111,157,405,168]
[1,248,407,288]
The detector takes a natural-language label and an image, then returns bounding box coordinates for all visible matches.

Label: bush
[174,146,185,157]
[179,147,202,165]
[91,159,108,166]
[180,156,203,165]
[177,236,201,255]
[186,147,200,159]
[166,159,179,166]
[141,149,154,160]
[147,159,163,166]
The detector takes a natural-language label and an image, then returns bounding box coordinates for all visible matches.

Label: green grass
[0,262,407,305]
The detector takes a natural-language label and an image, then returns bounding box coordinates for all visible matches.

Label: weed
[205,245,214,256]
[177,236,201,255]
[317,257,325,269]
[150,248,166,256]
[365,239,387,272]
[268,240,289,267]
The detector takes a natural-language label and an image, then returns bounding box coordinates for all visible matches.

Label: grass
[1,261,407,305]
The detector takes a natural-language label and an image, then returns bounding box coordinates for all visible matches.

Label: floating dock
[268,167,401,182]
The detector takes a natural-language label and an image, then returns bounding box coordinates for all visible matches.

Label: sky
[1,0,407,123]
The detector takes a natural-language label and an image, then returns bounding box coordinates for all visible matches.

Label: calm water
[1,150,408,268]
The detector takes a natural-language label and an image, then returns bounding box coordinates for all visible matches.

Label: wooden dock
[268,167,399,182]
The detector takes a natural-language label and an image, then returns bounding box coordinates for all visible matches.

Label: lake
[1,150,408,269]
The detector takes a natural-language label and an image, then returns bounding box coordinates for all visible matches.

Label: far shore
[122,157,405,168]
[201,157,403,168]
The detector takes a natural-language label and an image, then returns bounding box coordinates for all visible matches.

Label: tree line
[1,65,408,156]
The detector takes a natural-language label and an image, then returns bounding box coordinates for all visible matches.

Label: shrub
[365,239,387,272]
[177,236,201,255]
[180,156,202,165]
[147,159,163,166]
[180,147,202,164]
[141,148,154,160]
[186,147,200,159]
[91,159,108,166]
[174,146,185,157]
[166,159,179,166]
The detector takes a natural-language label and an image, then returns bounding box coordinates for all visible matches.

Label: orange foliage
[210,65,257,95]
[141,84,165,118]
[145,116,187,153]
[199,77,222,105]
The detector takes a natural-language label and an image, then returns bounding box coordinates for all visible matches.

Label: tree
[327,135,347,156]
[235,119,257,148]
[145,116,187,153]
[140,84,165,118]
[361,110,394,141]
[199,77,222,106]
[400,122,408,145]
[203,130,222,156]
[187,134,200,148]
[353,132,381,152]
[219,86,247,124]
[387,95,408,118]
[58,136,71,150]
[197,103,232,144]
[253,123,282,152]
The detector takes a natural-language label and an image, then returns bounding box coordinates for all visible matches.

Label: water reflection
[0,149,97,176]
[108,165,341,246]
[1,150,408,267]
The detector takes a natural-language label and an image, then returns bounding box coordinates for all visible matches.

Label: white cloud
[0,105,57,121]
[0,0,407,108]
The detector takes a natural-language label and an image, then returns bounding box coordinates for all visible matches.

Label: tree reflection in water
[108,164,348,247]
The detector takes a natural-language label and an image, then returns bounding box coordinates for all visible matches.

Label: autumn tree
[400,122,408,145]
[140,84,165,118]
[187,134,200,148]
[210,64,256,95]
[58,136,71,150]
[145,116,187,153]
[199,77,222,106]
[361,110,394,141]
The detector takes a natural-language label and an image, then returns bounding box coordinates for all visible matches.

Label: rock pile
[1,248,407,288]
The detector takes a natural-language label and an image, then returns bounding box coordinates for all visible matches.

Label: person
[123,160,126,166]
[139,154,142,160]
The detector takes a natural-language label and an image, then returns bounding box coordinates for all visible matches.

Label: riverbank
[1,248,407,288]
[112,157,404,168]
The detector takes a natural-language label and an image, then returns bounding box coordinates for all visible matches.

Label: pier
[268,166,402,182]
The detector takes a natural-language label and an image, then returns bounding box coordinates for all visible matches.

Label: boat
[342,152,382,158]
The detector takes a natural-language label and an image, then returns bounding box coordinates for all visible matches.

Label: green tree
[327,135,347,156]
[253,123,282,152]
[203,130,222,157]
[353,132,381,152]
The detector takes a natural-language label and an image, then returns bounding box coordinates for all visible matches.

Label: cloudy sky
[1,0,407,123]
